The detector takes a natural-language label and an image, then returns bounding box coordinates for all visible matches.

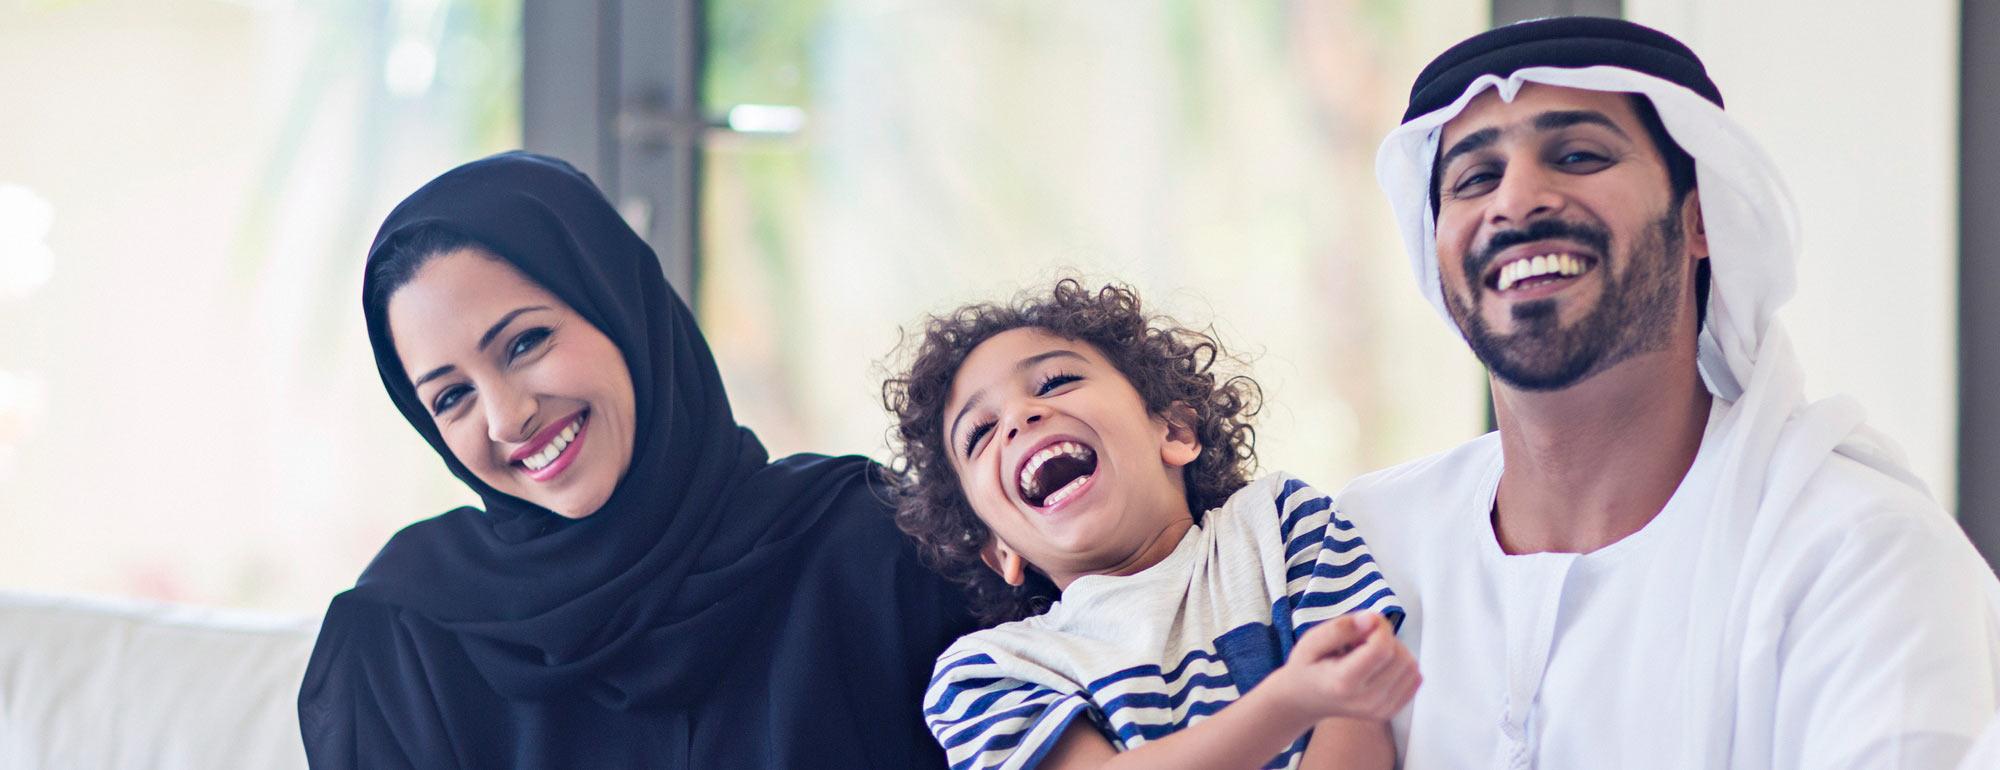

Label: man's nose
[483,382,538,444]
[1487,162,1564,228]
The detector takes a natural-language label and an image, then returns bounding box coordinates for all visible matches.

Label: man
[1337,16,2000,769]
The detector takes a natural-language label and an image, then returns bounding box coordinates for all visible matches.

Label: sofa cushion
[0,590,317,769]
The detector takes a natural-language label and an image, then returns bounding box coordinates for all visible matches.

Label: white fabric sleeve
[1769,511,2000,770]
[923,649,1096,770]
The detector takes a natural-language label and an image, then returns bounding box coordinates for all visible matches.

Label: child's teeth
[1041,474,1090,508]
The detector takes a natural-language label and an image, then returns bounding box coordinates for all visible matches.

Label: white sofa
[10,588,1999,770]
[0,590,318,769]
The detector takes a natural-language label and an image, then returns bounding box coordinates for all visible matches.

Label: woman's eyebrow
[414,364,456,389]
[477,305,552,351]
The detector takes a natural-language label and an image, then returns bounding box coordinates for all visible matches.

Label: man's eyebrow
[477,305,551,352]
[1438,126,1500,171]
[413,364,456,389]
[1533,109,1628,138]
[946,349,1091,445]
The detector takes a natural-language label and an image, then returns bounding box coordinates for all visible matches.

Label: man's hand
[1268,612,1420,724]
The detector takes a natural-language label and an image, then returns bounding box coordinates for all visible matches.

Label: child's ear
[1159,401,1202,469]
[979,538,1028,587]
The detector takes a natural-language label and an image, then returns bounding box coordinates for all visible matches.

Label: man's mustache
[1464,219,1613,287]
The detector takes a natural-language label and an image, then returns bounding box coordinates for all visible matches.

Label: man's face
[1432,84,1701,391]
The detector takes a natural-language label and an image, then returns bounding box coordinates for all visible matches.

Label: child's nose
[1005,412,1042,442]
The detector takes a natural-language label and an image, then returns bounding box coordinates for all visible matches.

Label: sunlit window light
[725,104,806,135]
[384,37,438,98]
[0,369,44,482]
[0,183,54,299]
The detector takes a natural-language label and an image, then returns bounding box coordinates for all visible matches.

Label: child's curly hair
[882,279,1262,626]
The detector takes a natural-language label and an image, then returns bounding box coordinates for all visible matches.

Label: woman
[299,152,974,768]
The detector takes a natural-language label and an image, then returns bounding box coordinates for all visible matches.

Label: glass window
[700,1,1490,488]
[0,0,519,612]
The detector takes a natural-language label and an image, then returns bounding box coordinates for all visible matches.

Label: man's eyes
[1449,167,1500,196]
[1554,149,1612,169]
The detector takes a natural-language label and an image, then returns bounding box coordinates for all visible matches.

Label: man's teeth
[521,417,583,471]
[1495,253,1588,292]
[1018,441,1093,499]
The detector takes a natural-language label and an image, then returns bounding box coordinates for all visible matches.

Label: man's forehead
[1439,84,1640,146]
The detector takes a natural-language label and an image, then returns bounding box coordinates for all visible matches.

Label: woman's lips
[514,410,588,482]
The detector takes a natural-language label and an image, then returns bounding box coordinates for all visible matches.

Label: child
[883,279,1417,770]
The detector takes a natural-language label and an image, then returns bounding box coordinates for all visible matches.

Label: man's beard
[1441,210,1686,392]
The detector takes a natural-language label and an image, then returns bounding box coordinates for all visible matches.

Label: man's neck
[1491,353,1713,555]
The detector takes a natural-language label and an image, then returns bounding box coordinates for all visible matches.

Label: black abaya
[299,152,974,769]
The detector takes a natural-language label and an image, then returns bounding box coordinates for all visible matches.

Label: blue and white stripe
[921,473,1403,770]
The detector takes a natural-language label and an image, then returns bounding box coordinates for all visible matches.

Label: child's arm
[1296,718,1396,770]
[1036,612,1417,770]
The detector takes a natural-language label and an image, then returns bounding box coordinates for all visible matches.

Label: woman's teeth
[1495,253,1589,292]
[521,417,583,471]
[1019,441,1093,499]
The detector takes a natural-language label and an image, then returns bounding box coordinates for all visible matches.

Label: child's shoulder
[933,610,1066,670]
[1202,471,1350,549]
[1214,470,1339,518]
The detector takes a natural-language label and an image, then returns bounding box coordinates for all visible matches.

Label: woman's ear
[980,538,1028,587]
[1160,401,1202,469]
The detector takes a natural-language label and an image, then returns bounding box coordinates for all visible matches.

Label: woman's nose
[483,383,538,444]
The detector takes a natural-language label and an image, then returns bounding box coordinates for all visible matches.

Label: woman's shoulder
[302,591,414,682]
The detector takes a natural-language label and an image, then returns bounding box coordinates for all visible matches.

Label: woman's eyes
[507,327,552,361]
[431,384,470,415]
[427,327,555,417]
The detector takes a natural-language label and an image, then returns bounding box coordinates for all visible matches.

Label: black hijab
[341,151,886,708]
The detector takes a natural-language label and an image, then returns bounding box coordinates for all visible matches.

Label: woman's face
[388,248,637,519]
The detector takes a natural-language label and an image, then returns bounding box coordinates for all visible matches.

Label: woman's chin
[548,491,611,519]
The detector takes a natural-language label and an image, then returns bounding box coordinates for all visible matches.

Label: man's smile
[1478,239,1605,302]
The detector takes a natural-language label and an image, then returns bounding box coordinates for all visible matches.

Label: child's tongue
[1023,444,1099,507]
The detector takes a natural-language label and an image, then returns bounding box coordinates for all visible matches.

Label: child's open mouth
[1017,439,1099,509]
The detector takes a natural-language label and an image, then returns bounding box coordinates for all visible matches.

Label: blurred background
[0,0,1988,615]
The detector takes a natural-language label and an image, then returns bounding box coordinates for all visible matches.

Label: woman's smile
[512,409,589,481]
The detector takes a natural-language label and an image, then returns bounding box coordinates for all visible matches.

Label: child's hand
[1268,612,1420,724]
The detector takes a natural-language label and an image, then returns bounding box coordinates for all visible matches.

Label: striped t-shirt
[922,472,1405,770]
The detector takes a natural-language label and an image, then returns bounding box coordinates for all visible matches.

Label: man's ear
[1683,188,1709,262]
[1160,401,1203,469]
[979,538,1028,587]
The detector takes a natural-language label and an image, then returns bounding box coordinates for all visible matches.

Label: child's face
[943,327,1201,588]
